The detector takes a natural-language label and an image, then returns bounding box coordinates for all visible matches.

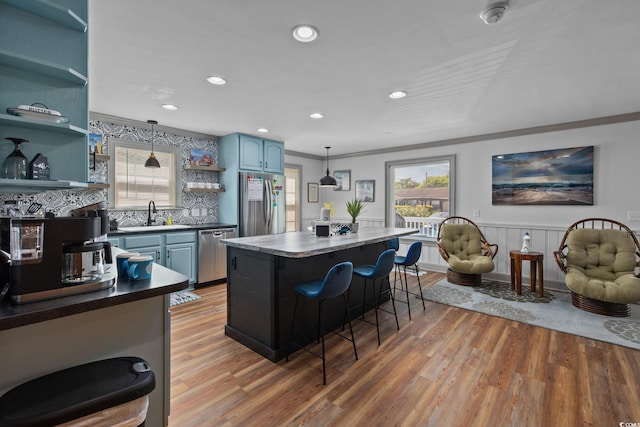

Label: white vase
[350,222,359,233]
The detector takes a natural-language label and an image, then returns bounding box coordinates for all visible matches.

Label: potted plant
[346,199,365,233]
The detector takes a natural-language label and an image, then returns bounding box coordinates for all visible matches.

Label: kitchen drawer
[122,234,163,249]
[165,231,196,245]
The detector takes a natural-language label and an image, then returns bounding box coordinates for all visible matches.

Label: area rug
[422,279,640,350]
[170,290,201,307]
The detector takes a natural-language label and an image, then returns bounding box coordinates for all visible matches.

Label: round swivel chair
[286,261,358,385]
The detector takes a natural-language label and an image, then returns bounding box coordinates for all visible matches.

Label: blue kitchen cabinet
[0,0,90,191]
[122,234,163,264]
[165,232,197,284]
[239,134,263,172]
[121,232,197,284]
[263,139,284,174]
[106,236,122,249]
[225,133,284,175]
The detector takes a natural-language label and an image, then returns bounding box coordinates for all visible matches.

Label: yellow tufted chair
[437,216,498,286]
[554,218,640,317]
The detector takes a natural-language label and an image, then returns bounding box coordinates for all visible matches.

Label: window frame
[385,154,456,233]
[108,137,182,209]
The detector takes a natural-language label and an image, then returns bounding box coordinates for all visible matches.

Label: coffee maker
[0,216,115,304]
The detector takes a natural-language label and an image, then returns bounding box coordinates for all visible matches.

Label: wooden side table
[509,250,544,297]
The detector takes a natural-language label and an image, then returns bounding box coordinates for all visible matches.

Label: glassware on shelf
[2,137,28,179]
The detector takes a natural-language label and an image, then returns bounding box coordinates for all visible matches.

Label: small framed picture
[355,180,375,202]
[308,182,319,203]
[333,170,351,191]
[190,148,215,167]
[88,133,103,154]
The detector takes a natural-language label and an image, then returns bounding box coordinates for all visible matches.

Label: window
[109,138,181,209]
[284,165,301,232]
[385,155,455,236]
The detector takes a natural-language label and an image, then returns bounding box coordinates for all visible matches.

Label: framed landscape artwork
[333,170,351,191]
[355,180,375,202]
[492,146,594,205]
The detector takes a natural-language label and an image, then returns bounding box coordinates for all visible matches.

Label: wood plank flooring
[168,272,640,426]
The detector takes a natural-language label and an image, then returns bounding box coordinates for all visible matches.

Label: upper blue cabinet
[222,133,284,175]
[0,0,89,191]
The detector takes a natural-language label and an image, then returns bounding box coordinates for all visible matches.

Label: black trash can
[0,356,155,427]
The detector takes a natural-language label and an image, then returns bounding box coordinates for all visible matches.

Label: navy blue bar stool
[351,249,399,345]
[393,241,426,320]
[286,261,358,385]
[388,237,399,251]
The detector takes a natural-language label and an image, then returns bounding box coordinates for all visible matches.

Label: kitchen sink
[118,224,191,232]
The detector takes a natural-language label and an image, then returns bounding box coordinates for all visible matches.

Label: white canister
[320,207,331,221]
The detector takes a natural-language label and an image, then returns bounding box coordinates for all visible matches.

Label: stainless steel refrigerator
[238,171,286,237]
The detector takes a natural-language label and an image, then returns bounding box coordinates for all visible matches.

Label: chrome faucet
[147,200,157,226]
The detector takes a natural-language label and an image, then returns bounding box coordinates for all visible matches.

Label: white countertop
[221,227,418,258]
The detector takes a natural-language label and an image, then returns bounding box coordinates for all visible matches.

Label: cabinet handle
[259,161,262,166]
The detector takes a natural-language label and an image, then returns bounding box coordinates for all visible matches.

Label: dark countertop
[0,262,188,331]
[108,223,236,236]
[222,227,418,258]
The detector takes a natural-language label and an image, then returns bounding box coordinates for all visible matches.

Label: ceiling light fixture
[480,1,509,24]
[309,112,324,119]
[206,76,227,85]
[162,104,178,110]
[257,128,269,133]
[292,24,319,42]
[144,119,161,168]
[319,146,337,187]
[389,91,407,99]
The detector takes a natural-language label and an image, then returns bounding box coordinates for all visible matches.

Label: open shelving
[0,0,89,187]
[184,188,225,193]
[0,0,87,32]
[0,49,87,86]
[183,165,225,172]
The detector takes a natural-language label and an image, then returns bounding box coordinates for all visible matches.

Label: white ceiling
[89,0,640,157]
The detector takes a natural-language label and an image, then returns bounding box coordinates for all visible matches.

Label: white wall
[293,120,640,229]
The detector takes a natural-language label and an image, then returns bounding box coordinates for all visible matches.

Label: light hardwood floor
[168,272,640,426]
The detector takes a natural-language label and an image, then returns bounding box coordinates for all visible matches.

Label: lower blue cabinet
[119,232,197,284]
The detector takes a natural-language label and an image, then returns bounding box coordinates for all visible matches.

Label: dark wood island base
[222,228,417,362]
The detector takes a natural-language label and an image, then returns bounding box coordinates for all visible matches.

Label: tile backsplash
[0,115,221,226]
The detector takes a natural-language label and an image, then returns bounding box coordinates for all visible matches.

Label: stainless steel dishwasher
[198,228,235,284]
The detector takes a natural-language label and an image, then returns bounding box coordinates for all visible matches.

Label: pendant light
[319,146,337,187]
[144,119,161,168]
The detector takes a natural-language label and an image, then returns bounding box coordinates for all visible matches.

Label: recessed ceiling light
[309,112,324,119]
[206,76,227,85]
[257,128,269,133]
[162,104,178,111]
[292,24,318,42]
[389,91,407,99]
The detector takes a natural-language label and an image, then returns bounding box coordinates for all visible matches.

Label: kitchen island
[222,227,417,361]
[0,257,188,427]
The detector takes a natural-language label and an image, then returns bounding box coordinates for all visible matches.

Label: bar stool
[352,249,399,345]
[393,241,425,320]
[388,237,399,251]
[286,261,358,385]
